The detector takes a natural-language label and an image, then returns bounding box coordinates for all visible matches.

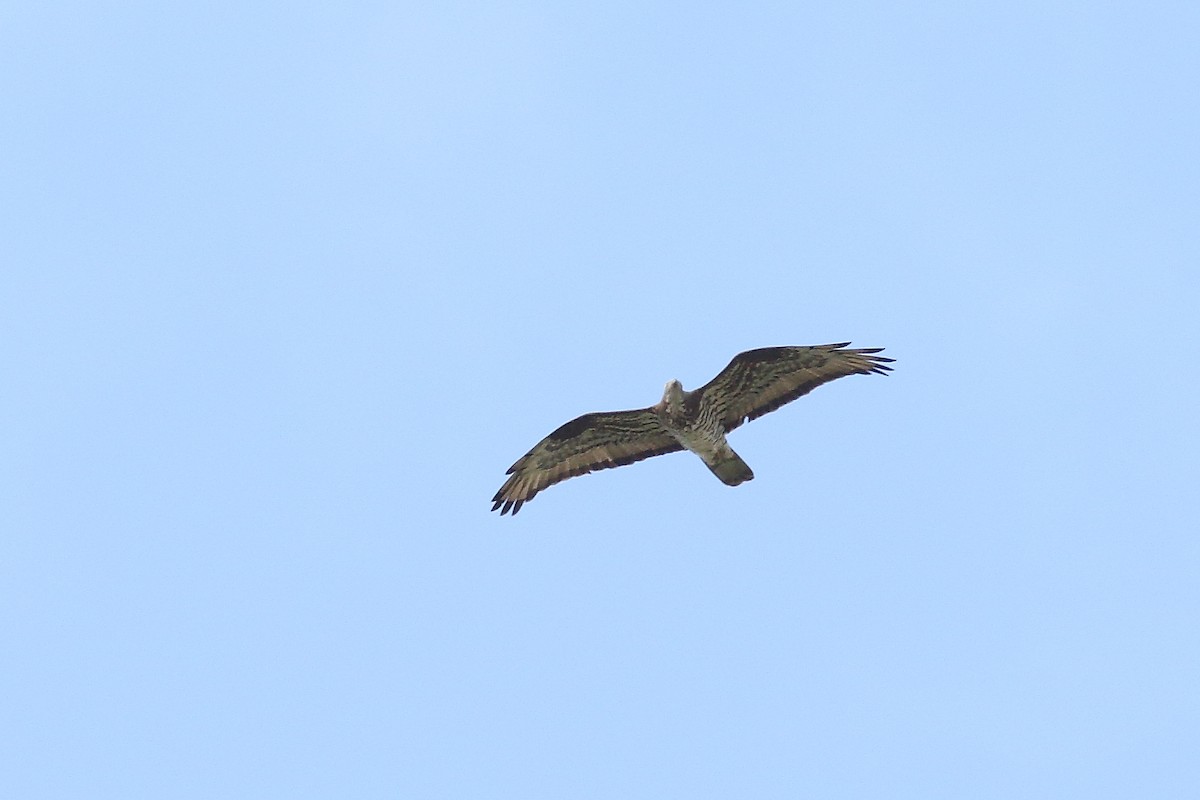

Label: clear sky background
[4,2,1198,798]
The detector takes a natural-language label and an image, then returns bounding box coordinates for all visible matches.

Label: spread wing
[491,409,684,515]
[695,343,893,432]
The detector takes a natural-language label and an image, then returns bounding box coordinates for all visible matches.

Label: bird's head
[660,379,685,413]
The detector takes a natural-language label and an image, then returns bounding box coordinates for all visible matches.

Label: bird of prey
[491,343,893,515]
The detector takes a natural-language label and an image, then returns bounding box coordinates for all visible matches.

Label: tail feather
[705,447,754,486]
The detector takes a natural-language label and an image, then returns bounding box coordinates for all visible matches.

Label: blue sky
[3,2,1198,797]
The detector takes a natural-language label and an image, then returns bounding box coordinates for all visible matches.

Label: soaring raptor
[491,343,893,515]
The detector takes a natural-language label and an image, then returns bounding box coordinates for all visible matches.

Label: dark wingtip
[491,497,523,516]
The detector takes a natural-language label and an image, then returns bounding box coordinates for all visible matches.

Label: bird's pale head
[661,379,685,411]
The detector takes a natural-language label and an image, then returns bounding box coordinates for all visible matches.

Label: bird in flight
[491,343,893,515]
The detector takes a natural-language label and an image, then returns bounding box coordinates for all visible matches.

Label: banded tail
[704,446,754,486]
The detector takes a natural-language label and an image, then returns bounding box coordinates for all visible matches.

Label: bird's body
[491,343,893,515]
[655,378,754,487]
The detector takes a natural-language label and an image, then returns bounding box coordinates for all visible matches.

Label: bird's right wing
[491,409,683,515]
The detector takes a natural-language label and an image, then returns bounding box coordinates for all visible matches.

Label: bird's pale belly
[665,418,726,457]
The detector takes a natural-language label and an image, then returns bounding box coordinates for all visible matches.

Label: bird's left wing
[695,343,893,432]
[492,408,683,515]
